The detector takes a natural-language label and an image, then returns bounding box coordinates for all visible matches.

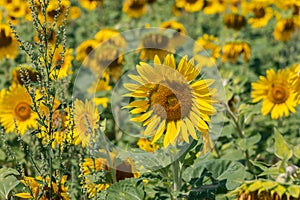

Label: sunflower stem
[225,103,253,171]
[171,159,181,200]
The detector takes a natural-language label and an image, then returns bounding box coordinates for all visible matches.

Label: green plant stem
[225,103,253,171]
[171,159,181,200]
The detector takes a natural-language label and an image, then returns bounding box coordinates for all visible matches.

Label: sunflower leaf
[274,128,293,161]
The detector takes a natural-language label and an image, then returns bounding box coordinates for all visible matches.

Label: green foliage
[0,168,20,199]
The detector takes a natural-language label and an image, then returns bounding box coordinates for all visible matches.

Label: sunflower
[91,45,124,81]
[95,28,126,48]
[221,41,251,63]
[251,68,297,119]
[194,34,221,67]
[79,0,103,10]
[122,0,147,18]
[123,54,216,149]
[160,21,186,46]
[43,0,71,24]
[137,138,159,152]
[230,180,300,200]
[5,0,27,19]
[175,0,204,13]
[242,0,273,28]
[137,33,175,61]
[76,39,98,64]
[34,28,57,47]
[223,13,246,30]
[81,152,139,198]
[37,99,68,148]
[0,84,37,134]
[0,24,19,60]
[50,45,73,79]
[88,73,111,108]
[73,99,99,147]
[202,0,226,14]
[15,175,69,200]
[273,18,297,42]
[12,65,41,86]
[290,64,300,101]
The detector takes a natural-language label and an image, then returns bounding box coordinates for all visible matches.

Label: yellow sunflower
[0,84,37,134]
[50,45,73,79]
[15,175,69,200]
[230,180,300,200]
[123,54,217,149]
[88,72,111,108]
[79,0,103,10]
[242,0,273,28]
[137,33,175,61]
[91,45,124,81]
[137,138,159,152]
[194,34,221,67]
[175,0,204,13]
[5,0,27,19]
[81,152,140,198]
[160,21,187,46]
[12,65,41,86]
[0,24,19,60]
[122,0,147,18]
[73,99,99,147]
[289,64,300,101]
[223,13,247,30]
[221,41,251,63]
[95,28,126,48]
[203,0,226,14]
[251,68,297,119]
[37,99,68,148]
[76,39,98,63]
[273,18,297,42]
[34,28,57,47]
[43,0,71,24]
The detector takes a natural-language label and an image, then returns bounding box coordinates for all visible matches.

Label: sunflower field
[1,0,300,199]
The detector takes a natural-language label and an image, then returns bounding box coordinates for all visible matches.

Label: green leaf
[293,144,300,159]
[182,159,205,182]
[274,128,293,160]
[0,168,20,199]
[205,160,246,190]
[288,185,300,198]
[106,178,144,200]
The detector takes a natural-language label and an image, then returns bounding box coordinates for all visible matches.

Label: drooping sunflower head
[12,65,41,86]
[0,24,19,60]
[221,41,251,63]
[160,21,187,46]
[138,33,175,61]
[223,13,246,30]
[273,18,297,42]
[123,54,217,149]
[95,28,126,48]
[91,45,124,80]
[122,0,147,18]
[194,34,221,67]
[251,68,297,119]
[0,84,37,134]
[175,0,204,13]
[79,0,104,10]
